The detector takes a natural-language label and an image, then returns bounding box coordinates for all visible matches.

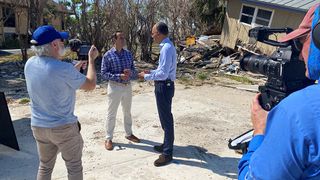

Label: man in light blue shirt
[138,22,177,167]
[25,25,99,180]
[238,4,320,179]
[142,38,176,81]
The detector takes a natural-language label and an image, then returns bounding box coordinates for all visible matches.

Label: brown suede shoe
[125,134,141,143]
[105,140,113,150]
[154,154,173,167]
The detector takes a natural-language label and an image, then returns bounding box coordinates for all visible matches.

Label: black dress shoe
[154,154,173,167]
[154,144,164,153]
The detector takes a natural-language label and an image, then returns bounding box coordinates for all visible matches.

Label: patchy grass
[18,98,30,104]
[222,74,254,84]
[179,76,191,83]
[0,54,25,64]
[0,49,77,64]
[178,76,195,86]
[197,72,208,81]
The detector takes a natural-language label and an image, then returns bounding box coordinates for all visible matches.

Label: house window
[3,8,15,28]
[255,9,272,26]
[239,5,273,27]
[240,5,255,24]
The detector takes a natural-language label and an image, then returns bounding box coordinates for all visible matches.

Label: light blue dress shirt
[144,37,177,81]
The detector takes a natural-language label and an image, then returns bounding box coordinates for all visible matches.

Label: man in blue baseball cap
[24,25,99,180]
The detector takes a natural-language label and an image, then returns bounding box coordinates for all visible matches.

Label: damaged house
[0,0,70,48]
[220,0,318,55]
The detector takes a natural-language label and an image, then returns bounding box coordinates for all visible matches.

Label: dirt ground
[0,77,257,179]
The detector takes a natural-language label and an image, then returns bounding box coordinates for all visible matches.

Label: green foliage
[223,74,254,84]
[197,72,208,81]
[19,98,30,104]
[44,3,58,18]
[191,0,225,33]
[179,76,191,83]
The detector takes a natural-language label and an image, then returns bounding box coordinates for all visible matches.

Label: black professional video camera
[69,39,91,60]
[228,27,315,154]
[241,27,315,111]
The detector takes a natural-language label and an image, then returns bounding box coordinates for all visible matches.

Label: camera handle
[76,51,87,74]
[249,27,293,47]
[258,86,287,111]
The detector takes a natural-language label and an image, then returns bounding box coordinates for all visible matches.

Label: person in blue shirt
[25,25,99,180]
[238,4,320,180]
[101,31,140,151]
[138,22,177,167]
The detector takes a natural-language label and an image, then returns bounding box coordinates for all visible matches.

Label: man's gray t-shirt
[24,56,86,128]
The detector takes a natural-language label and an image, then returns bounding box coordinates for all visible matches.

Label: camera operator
[238,4,320,179]
[24,25,99,180]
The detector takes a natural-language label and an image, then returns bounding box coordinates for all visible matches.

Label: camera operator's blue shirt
[144,37,177,81]
[238,84,320,180]
[25,56,86,128]
[101,47,136,83]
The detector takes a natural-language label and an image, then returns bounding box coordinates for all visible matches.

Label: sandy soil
[0,81,255,180]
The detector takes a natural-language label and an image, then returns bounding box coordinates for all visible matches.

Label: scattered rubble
[175,35,266,86]
[177,35,242,73]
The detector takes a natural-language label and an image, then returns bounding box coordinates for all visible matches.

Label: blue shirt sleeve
[144,45,172,81]
[238,135,264,180]
[61,63,86,90]
[101,54,121,81]
[238,104,309,180]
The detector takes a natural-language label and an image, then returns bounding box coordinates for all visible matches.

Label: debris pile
[177,35,242,74]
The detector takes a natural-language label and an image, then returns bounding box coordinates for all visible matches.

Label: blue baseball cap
[31,25,69,46]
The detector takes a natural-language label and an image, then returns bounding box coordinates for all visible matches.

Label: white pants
[106,81,133,140]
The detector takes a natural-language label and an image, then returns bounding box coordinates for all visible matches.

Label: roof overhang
[241,0,308,13]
